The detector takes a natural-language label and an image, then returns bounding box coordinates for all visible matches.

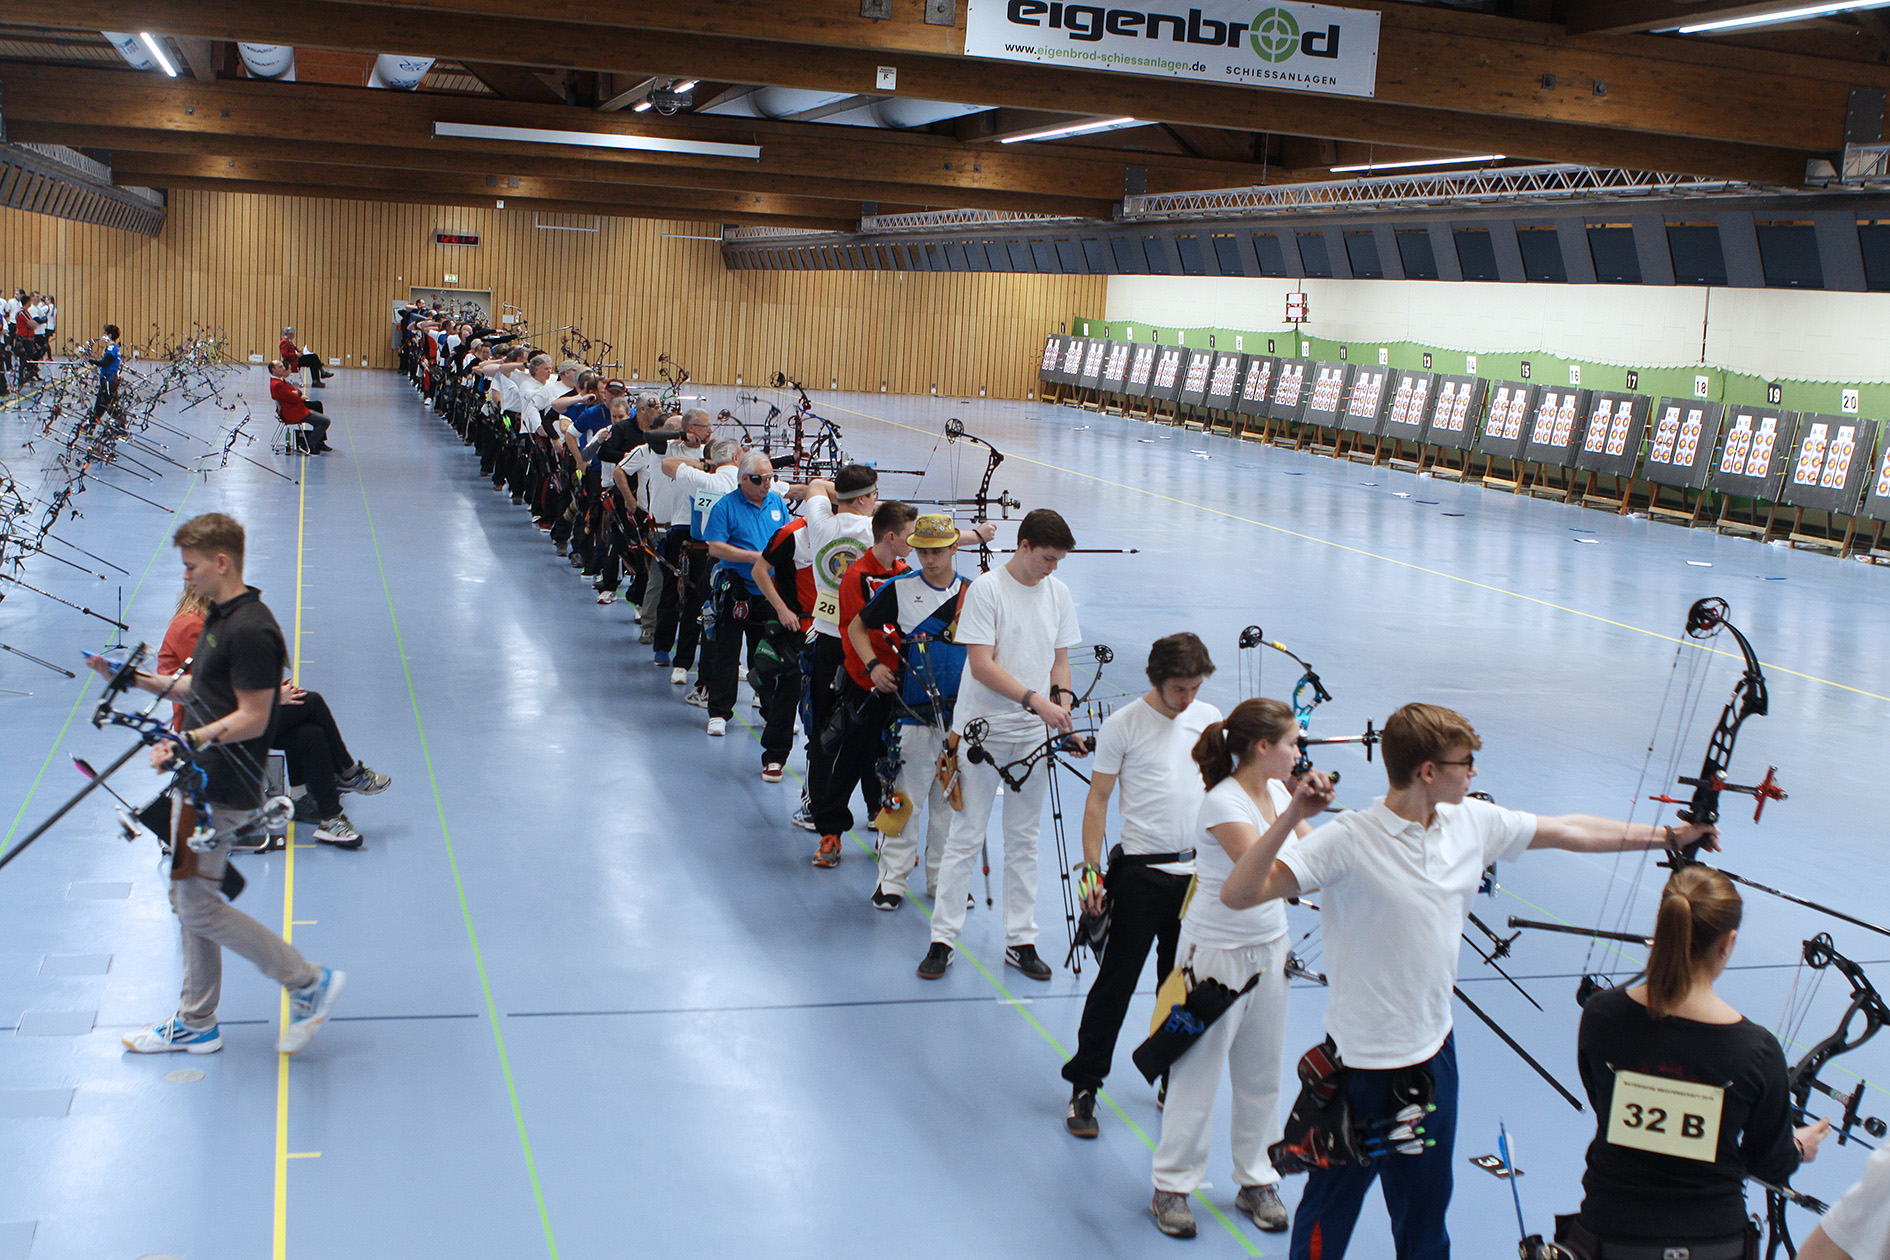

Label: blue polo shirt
[703,487,789,594]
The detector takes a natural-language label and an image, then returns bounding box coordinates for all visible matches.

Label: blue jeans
[1290,1034,1458,1260]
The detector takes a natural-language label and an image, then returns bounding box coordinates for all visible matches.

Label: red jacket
[279,335,300,368]
[271,376,310,424]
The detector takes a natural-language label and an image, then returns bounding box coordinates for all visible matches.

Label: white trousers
[1151,931,1290,1194]
[876,723,950,897]
[930,725,1048,948]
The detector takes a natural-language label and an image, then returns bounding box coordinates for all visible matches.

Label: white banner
[964,0,1380,99]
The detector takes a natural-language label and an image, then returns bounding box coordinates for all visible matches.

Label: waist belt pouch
[1269,1037,1363,1174]
[1131,973,1255,1084]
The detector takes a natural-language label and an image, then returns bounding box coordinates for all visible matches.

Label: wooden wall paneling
[0,190,1098,395]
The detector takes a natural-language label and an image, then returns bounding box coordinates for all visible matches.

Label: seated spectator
[269,359,331,453]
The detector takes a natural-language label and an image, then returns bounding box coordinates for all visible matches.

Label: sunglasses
[1433,754,1475,769]
[743,474,770,485]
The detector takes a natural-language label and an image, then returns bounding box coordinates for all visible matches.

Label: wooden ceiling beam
[460,60,565,104]
[1562,1,1824,37]
[32,0,1884,154]
[0,64,1262,200]
[150,175,857,229]
[11,120,1117,217]
[110,152,877,222]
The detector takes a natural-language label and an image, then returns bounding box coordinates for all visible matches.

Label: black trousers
[89,377,121,423]
[650,528,690,652]
[802,634,846,813]
[272,690,354,818]
[1061,861,1191,1091]
[810,673,892,838]
[704,580,796,763]
[299,352,331,384]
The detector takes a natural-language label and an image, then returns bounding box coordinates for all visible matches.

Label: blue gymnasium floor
[2,367,1888,1260]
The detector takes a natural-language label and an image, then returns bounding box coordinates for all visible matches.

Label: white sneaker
[669,667,688,685]
[123,1017,222,1054]
[707,717,728,737]
[277,968,345,1054]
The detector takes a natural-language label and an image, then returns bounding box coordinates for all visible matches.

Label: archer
[1219,702,1716,1260]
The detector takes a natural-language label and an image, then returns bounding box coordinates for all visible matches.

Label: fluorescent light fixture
[998,116,1139,144]
[138,32,177,77]
[672,79,698,93]
[433,120,759,160]
[1671,0,1890,33]
[1329,153,1506,172]
[632,100,652,112]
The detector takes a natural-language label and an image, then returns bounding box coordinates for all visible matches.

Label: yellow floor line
[823,399,1890,706]
[272,452,308,1260]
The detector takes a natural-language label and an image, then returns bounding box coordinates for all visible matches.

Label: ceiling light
[998,116,1139,144]
[138,32,177,77]
[672,79,698,93]
[632,100,652,112]
[433,120,759,160]
[1670,0,1890,33]
[1329,153,1506,172]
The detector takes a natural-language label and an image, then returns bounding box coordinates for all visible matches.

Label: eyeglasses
[743,474,769,485]
[1433,755,1476,769]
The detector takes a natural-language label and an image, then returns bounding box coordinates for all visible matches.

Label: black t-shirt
[1577,984,1799,1239]
[184,587,286,808]
[596,420,669,465]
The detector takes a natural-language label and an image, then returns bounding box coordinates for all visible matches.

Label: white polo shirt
[1278,795,1536,1069]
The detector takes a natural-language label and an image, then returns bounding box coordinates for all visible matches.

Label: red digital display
[436,232,480,246]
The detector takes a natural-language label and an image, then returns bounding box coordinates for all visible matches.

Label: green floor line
[1,471,200,854]
[346,415,561,1260]
[729,713,1265,1255]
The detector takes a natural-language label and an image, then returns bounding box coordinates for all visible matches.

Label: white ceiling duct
[369,54,435,90]
[743,88,854,119]
[101,32,155,70]
[238,43,296,81]
[858,99,985,129]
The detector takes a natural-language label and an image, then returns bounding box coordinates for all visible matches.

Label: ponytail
[1193,722,1233,790]
[1645,865,1742,1018]
[1193,697,1296,791]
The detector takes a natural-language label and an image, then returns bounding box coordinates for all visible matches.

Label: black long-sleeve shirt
[1577,984,1800,1239]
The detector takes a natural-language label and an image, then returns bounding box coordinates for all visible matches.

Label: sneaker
[292,795,321,823]
[1234,1184,1289,1233]
[917,942,954,980]
[1066,1087,1100,1139]
[761,763,783,783]
[750,693,762,709]
[670,667,689,686]
[685,687,709,708]
[653,651,671,667]
[1151,1191,1196,1239]
[871,887,902,911]
[1004,944,1053,981]
[707,717,727,737]
[123,1017,221,1054]
[277,967,346,1054]
[790,804,817,832]
[813,834,842,868]
[337,762,391,795]
[639,627,656,644]
[555,541,568,557]
[313,815,364,849]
